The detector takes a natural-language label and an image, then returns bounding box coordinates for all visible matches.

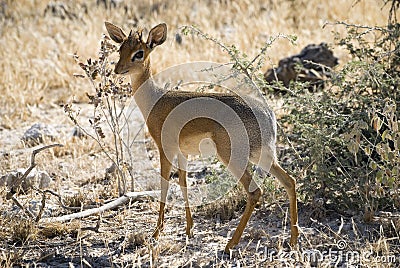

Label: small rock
[22,123,57,146]
[0,168,52,194]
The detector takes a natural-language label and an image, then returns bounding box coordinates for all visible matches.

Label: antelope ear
[105,22,126,43]
[146,23,167,49]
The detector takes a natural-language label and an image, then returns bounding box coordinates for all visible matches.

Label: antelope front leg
[178,154,194,237]
[152,151,172,239]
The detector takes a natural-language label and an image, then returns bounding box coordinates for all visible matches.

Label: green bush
[281,1,400,215]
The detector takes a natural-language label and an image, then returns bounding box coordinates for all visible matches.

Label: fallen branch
[37,188,99,211]
[11,195,36,219]
[6,143,64,200]
[6,144,64,221]
[39,190,160,223]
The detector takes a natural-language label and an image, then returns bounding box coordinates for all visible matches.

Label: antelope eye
[131,50,144,61]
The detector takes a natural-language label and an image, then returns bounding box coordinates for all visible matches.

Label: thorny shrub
[281,0,400,216]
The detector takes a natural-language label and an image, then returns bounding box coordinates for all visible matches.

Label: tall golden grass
[0,0,389,128]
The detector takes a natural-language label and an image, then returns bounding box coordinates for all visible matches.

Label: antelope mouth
[117,70,130,75]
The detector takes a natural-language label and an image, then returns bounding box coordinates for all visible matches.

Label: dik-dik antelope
[105,21,299,252]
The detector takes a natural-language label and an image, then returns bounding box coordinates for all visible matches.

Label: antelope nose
[114,64,129,75]
[114,65,121,74]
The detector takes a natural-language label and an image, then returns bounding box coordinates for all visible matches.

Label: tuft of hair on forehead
[128,27,144,43]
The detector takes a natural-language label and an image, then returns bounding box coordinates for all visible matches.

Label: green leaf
[397,136,400,150]
[376,170,384,183]
[364,146,371,156]
[369,161,378,170]
[387,176,395,187]
[382,130,389,141]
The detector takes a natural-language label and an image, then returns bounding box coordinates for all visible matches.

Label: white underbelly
[179,133,215,156]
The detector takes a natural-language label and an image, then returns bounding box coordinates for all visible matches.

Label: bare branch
[6,143,63,200]
[11,196,36,219]
[35,191,47,222]
[39,190,160,223]
[6,144,64,222]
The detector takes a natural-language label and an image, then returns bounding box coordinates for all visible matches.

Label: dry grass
[0,0,388,127]
[11,218,38,243]
[0,0,398,267]
[38,221,80,238]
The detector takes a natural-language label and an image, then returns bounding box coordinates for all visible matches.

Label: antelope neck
[130,58,164,119]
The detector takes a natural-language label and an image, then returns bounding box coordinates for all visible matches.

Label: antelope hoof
[186,220,194,237]
[289,230,299,246]
[152,224,164,239]
[224,240,237,254]
[186,226,194,238]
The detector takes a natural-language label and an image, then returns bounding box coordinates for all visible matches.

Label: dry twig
[6,144,64,220]
[39,190,160,223]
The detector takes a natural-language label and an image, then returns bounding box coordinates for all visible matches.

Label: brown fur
[105,22,299,252]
